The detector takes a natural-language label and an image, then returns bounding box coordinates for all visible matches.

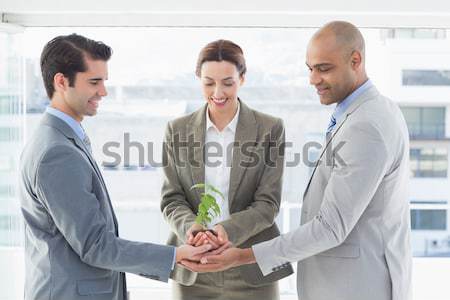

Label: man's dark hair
[40,33,112,99]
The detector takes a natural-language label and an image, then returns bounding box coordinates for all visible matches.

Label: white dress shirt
[204,103,240,228]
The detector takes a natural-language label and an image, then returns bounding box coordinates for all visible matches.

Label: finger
[201,253,223,264]
[210,241,232,255]
[195,235,207,247]
[205,231,222,246]
[217,228,228,244]
[193,243,212,255]
[192,232,204,245]
[204,238,219,249]
[179,260,197,272]
[202,241,231,257]
[193,233,206,246]
[182,260,222,272]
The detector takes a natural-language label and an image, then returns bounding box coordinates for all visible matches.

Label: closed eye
[317,66,332,72]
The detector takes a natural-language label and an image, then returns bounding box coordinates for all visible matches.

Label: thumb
[187,234,193,245]
[218,228,227,243]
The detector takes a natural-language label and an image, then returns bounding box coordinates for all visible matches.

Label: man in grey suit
[19,34,210,300]
[181,21,413,300]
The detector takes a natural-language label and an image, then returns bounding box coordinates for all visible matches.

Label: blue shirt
[46,106,86,141]
[332,79,373,125]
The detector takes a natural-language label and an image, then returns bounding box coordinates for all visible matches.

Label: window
[410,147,448,178]
[402,70,450,86]
[383,28,447,39]
[3,25,450,299]
[401,107,446,139]
[0,155,14,172]
[0,127,21,142]
[411,209,447,230]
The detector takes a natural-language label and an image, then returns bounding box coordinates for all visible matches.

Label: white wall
[3,0,450,27]
[2,0,450,13]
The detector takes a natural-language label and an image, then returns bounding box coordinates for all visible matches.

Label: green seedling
[190,183,224,233]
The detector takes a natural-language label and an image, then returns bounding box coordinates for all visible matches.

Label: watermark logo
[101,133,346,169]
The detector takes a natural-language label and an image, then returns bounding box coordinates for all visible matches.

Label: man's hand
[176,244,212,263]
[179,247,256,273]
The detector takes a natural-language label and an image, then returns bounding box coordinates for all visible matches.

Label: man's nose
[309,70,322,86]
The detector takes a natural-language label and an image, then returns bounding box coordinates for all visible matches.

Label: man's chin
[320,97,331,105]
[85,111,97,117]
[319,97,333,105]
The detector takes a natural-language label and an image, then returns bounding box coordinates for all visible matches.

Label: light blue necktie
[326,114,337,134]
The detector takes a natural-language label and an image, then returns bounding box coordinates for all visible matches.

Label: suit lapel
[228,101,258,209]
[303,116,348,198]
[42,113,119,234]
[303,86,380,198]
[187,105,207,201]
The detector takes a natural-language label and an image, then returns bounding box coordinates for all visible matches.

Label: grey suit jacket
[253,86,412,300]
[161,100,293,286]
[19,113,175,300]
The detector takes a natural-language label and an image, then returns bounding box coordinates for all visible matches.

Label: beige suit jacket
[161,100,293,285]
[253,86,412,300]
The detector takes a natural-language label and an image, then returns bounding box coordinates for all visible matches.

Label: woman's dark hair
[40,33,112,99]
[195,39,246,77]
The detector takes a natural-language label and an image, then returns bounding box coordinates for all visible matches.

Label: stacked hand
[186,224,231,253]
[175,243,212,263]
[178,223,243,272]
[180,247,244,273]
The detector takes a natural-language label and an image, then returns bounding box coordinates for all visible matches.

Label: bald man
[180,21,413,300]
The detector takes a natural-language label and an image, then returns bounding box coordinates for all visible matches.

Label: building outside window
[410,147,448,178]
[401,107,446,139]
[411,209,447,230]
[403,70,450,86]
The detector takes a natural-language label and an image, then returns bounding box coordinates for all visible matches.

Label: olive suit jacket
[161,100,293,285]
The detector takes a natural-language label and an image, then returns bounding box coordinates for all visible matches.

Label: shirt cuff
[171,246,176,270]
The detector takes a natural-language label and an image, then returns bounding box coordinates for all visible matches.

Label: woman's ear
[239,74,245,86]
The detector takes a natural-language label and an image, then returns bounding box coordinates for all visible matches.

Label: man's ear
[350,50,362,69]
[53,73,69,93]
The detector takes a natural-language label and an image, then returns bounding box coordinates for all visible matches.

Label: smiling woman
[198,40,246,131]
[161,39,293,300]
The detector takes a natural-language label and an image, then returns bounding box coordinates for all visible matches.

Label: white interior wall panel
[2,0,450,28]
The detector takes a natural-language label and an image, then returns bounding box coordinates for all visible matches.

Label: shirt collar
[206,101,240,133]
[46,106,86,140]
[333,79,373,121]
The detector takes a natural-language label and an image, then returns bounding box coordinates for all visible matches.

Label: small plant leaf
[191,182,223,228]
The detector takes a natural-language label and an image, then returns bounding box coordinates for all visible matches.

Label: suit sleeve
[219,119,285,247]
[252,121,390,276]
[160,122,197,243]
[35,144,175,282]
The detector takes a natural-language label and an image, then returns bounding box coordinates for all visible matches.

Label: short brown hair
[195,39,246,77]
[40,33,112,99]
